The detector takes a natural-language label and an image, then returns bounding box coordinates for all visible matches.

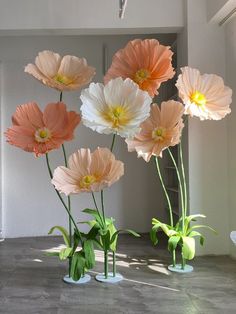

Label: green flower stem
[172,250,176,268]
[110,134,116,152]
[179,143,187,219]
[91,192,105,228]
[112,251,116,277]
[154,156,173,227]
[181,253,186,270]
[104,250,109,279]
[59,91,63,102]
[167,148,185,229]
[62,144,72,248]
[45,153,82,242]
[101,190,106,225]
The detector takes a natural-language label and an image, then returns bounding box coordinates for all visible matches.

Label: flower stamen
[79,175,97,189]
[190,91,206,107]
[134,68,150,84]
[103,106,130,128]
[35,127,51,143]
[152,127,166,142]
[53,74,74,86]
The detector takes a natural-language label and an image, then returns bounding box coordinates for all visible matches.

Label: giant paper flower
[104,39,175,97]
[5,102,81,157]
[25,50,95,91]
[176,67,232,120]
[80,77,152,138]
[52,147,124,195]
[126,101,184,161]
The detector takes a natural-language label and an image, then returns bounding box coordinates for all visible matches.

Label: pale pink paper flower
[176,67,232,120]
[126,101,184,162]
[104,39,175,97]
[25,50,95,91]
[52,147,124,195]
[5,102,81,157]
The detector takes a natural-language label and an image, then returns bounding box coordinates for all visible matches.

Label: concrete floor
[0,235,236,314]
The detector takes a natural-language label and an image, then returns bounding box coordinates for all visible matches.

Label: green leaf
[184,214,206,232]
[59,247,73,260]
[182,236,195,260]
[108,223,117,252]
[187,230,205,246]
[188,224,217,234]
[110,228,140,250]
[83,239,95,269]
[45,251,60,257]
[150,223,161,245]
[187,230,202,237]
[82,208,104,228]
[70,252,85,281]
[48,226,70,247]
[168,236,181,252]
[93,238,103,250]
[100,230,111,251]
[200,236,205,246]
[105,217,115,225]
[87,224,100,240]
[79,220,97,227]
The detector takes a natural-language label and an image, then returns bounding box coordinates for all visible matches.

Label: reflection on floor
[0,234,236,313]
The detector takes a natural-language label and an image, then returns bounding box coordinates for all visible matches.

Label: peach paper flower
[5,102,81,157]
[25,50,95,91]
[104,39,175,97]
[52,148,124,195]
[126,101,184,162]
[176,67,232,120]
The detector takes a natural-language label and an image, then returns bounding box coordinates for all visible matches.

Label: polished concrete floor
[0,234,236,314]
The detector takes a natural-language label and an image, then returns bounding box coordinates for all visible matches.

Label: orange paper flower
[25,50,96,91]
[176,67,232,120]
[5,102,81,156]
[126,101,184,161]
[52,148,124,195]
[104,39,175,97]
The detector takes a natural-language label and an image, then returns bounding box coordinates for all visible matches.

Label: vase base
[168,264,193,273]
[95,272,123,283]
[63,274,91,284]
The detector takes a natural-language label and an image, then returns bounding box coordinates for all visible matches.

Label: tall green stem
[167,148,185,231]
[101,190,106,224]
[91,192,105,228]
[62,144,72,247]
[45,153,82,241]
[154,156,173,227]
[172,250,176,267]
[59,91,63,102]
[181,252,186,270]
[179,143,187,219]
[104,250,108,279]
[110,134,116,152]
[112,251,116,277]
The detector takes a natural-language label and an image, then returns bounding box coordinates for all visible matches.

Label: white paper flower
[80,77,152,138]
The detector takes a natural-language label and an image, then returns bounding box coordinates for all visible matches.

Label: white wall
[0,34,177,238]
[0,0,184,34]
[185,0,230,255]
[225,16,236,257]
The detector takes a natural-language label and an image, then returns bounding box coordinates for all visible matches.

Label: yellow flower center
[35,128,51,143]
[103,106,130,128]
[79,175,97,189]
[54,74,74,86]
[134,68,150,84]
[152,127,166,141]
[190,91,206,107]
